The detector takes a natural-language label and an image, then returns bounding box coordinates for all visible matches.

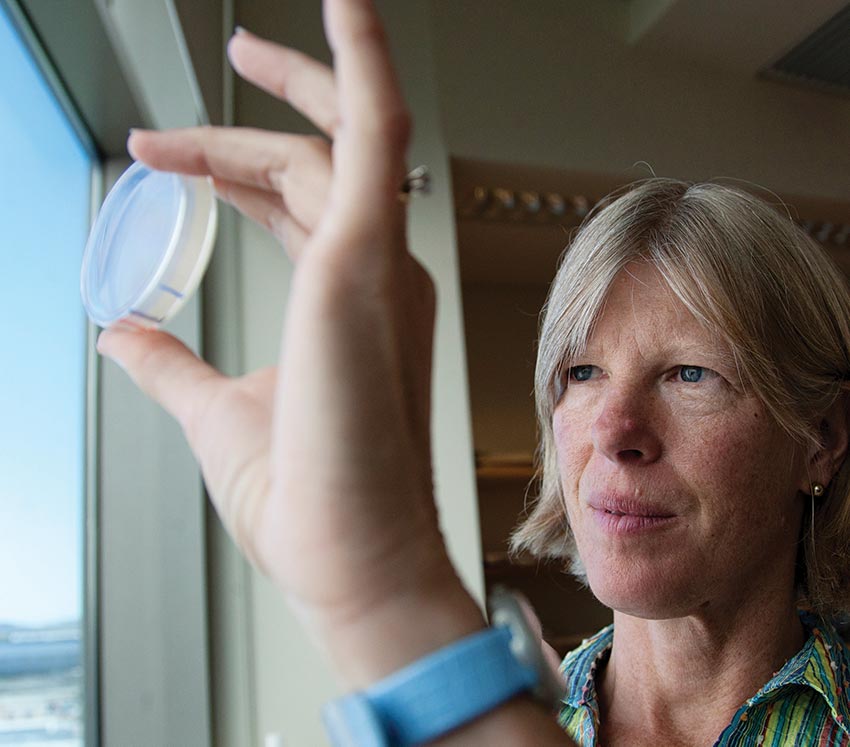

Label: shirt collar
[750,611,850,735]
[560,624,613,729]
[560,613,850,737]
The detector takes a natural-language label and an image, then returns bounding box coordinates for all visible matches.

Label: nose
[591,383,662,464]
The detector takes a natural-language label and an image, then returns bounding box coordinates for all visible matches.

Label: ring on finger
[398,165,431,203]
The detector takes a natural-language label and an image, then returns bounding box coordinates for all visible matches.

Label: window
[0,2,95,744]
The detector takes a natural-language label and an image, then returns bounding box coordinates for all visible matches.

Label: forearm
[317,562,486,686]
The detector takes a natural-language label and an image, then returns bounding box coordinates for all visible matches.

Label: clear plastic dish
[81,161,217,328]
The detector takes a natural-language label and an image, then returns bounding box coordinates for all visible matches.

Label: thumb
[97,325,224,430]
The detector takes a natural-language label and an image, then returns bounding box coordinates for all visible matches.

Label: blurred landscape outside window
[0,4,93,744]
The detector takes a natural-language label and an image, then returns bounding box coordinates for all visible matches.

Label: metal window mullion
[84,163,104,747]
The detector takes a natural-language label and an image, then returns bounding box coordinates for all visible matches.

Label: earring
[812,482,825,497]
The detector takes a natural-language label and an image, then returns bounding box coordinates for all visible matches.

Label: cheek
[678,413,802,523]
[552,410,591,513]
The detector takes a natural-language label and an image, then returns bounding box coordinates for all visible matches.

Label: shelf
[475,452,535,481]
[482,551,563,577]
[477,464,535,480]
[483,550,538,568]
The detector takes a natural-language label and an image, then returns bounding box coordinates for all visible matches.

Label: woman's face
[553,263,807,619]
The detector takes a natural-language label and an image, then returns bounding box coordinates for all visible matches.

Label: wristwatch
[321,586,566,746]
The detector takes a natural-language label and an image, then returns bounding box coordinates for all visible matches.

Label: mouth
[589,497,678,535]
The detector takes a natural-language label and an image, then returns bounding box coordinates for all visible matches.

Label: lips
[589,495,676,518]
[588,495,678,535]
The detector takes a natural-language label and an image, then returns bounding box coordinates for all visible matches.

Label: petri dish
[81,160,217,328]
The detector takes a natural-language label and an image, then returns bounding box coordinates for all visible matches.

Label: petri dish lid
[81,160,217,328]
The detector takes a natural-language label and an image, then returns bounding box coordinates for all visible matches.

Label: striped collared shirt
[558,613,850,746]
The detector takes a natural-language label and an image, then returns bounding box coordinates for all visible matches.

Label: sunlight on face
[553,263,806,619]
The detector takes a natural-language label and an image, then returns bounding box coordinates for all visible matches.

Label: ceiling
[230,0,850,285]
[628,0,848,76]
[232,0,850,128]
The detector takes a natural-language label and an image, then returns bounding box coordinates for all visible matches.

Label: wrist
[318,568,486,689]
[321,586,569,747]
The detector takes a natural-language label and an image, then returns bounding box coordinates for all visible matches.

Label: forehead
[587,263,728,357]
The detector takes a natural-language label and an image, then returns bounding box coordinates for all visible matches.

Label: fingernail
[234,25,247,35]
[96,330,112,357]
[126,129,146,160]
[97,324,131,352]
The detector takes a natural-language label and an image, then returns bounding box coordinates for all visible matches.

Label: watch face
[487,586,567,709]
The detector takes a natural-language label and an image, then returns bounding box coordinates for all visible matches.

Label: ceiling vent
[763,4,850,97]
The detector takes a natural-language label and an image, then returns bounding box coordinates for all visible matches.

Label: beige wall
[430,0,850,201]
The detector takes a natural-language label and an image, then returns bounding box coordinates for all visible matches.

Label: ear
[801,392,850,494]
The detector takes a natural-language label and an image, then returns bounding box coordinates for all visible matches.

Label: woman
[97,1,850,744]
[511,180,850,744]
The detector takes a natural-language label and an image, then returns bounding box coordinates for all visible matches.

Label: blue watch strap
[322,626,537,746]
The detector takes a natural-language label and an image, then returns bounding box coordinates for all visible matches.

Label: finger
[323,0,411,233]
[127,127,317,194]
[277,217,310,260]
[213,144,330,235]
[212,177,288,237]
[212,177,310,258]
[227,30,339,138]
[97,327,224,433]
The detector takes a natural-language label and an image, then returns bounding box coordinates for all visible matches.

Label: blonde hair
[511,178,850,618]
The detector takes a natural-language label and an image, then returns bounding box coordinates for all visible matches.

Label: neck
[598,586,806,744]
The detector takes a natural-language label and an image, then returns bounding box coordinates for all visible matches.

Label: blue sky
[0,5,92,626]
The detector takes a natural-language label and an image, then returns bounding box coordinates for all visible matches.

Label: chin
[581,553,704,620]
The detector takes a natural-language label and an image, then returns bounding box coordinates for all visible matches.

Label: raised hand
[96,0,484,685]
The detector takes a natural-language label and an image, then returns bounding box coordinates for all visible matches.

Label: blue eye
[679,366,704,383]
[569,365,595,382]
